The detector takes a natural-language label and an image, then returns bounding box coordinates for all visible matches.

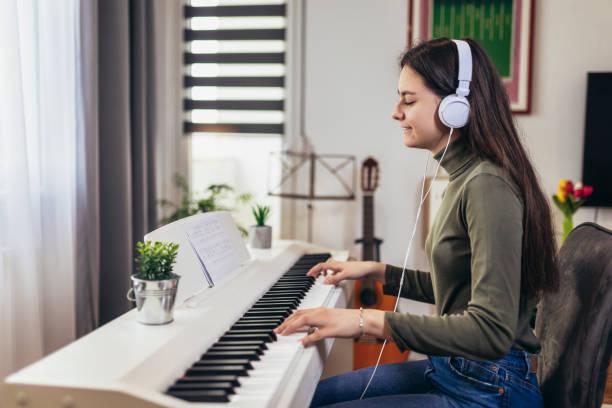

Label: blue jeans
[310,350,543,407]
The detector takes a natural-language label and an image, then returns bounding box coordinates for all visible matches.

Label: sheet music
[185,214,240,286]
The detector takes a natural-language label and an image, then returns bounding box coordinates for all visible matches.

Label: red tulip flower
[583,185,594,197]
[563,181,574,193]
[573,188,583,198]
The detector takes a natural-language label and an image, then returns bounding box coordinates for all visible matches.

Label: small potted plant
[127,241,180,325]
[249,204,272,249]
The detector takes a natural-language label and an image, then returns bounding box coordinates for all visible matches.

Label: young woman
[274,38,559,408]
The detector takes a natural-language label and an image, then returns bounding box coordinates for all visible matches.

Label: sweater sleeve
[384,173,523,361]
[382,264,435,304]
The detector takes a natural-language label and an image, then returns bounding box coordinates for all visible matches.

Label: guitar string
[359,127,454,400]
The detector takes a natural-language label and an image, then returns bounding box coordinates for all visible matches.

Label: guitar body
[353,281,409,369]
[354,157,410,369]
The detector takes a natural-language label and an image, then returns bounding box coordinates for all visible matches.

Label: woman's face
[391,65,452,153]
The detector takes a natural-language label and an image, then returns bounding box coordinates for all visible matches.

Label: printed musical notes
[185,214,240,286]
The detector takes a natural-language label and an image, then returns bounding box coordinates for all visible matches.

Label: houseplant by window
[127,241,180,325]
[159,174,251,237]
[249,204,272,249]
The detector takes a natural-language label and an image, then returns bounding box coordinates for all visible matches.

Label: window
[184,0,288,234]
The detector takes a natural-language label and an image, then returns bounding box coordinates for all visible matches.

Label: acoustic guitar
[353,157,410,369]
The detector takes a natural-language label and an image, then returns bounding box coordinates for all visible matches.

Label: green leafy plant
[135,241,179,280]
[252,204,271,227]
[159,174,252,236]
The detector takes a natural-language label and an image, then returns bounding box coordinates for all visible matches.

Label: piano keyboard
[3,240,350,408]
[166,253,330,403]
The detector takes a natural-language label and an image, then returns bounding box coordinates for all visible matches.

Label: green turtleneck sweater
[383,136,540,361]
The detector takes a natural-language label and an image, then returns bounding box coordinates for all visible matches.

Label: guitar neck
[362,194,374,261]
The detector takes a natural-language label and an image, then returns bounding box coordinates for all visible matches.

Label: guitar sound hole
[359,288,378,307]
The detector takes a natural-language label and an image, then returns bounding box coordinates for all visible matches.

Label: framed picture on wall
[408,0,535,114]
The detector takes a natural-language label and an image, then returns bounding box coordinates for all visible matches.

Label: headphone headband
[452,39,472,97]
[437,39,473,128]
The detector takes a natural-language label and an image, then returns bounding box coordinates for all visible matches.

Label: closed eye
[404,101,415,106]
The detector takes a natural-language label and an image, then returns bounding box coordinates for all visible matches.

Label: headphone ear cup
[438,95,470,128]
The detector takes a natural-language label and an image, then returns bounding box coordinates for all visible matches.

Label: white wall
[283,0,612,281]
[516,0,612,230]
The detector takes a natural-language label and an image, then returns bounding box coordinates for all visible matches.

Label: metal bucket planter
[249,225,272,249]
[127,274,180,325]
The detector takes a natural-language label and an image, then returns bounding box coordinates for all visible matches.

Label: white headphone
[438,39,472,129]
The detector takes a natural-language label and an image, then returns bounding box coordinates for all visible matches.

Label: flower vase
[562,215,573,244]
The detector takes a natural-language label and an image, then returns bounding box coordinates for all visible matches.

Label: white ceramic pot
[249,225,272,249]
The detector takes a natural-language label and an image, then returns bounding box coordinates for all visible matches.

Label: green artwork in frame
[431,1,513,77]
[409,0,535,114]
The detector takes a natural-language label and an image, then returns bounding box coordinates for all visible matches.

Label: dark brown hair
[400,38,558,301]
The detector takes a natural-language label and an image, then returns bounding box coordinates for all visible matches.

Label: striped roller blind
[184,0,287,135]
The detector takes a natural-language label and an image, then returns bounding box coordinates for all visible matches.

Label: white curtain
[0,0,78,378]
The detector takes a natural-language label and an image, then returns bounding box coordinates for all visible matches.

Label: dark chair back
[535,222,612,408]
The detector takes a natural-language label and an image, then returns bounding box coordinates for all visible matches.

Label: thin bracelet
[359,307,365,337]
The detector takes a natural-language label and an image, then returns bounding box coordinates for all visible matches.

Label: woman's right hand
[306,259,386,285]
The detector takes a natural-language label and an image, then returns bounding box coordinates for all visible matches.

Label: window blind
[184,0,287,135]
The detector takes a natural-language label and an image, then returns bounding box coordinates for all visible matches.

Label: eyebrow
[397,90,416,96]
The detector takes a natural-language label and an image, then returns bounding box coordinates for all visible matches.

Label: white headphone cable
[359,128,454,399]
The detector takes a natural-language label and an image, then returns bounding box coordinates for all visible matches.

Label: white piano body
[3,212,352,408]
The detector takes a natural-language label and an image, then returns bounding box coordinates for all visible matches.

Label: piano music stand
[268,151,356,242]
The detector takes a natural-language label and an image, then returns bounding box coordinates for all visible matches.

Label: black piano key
[241,313,289,321]
[269,283,309,289]
[250,303,297,311]
[194,359,253,369]
[168,382,235,393]
[261,291,304,298]
[226,329,277,341]
[202,350,261,360]
[281,276,312,281]
[235,317,283,325]
[219,332,275,342]
[253,298,298,305]
[275,281,312,288]
[275,277,311,282]
[266,287,307,293]
[258,297,302,304]
[186,365,249,377]
[267,284,307,289]
[176,375,241,386]
[238,314,287,321]
[293,261,322,267]
[259,296,301,303]
[264,284,307,289]
[231,322,279,330]
[243,309,291,318]
[214,340,268,349]
[207,345,264,352]
[167,389,230,403]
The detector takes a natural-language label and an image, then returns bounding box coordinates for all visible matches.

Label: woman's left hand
[273,307,361,347]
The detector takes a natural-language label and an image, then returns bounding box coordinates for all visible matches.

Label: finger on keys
[307,259,338,278]
[274,311,297,334]
[301,327,326,347]
[323,271,346,285]
[275,312,307,336]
